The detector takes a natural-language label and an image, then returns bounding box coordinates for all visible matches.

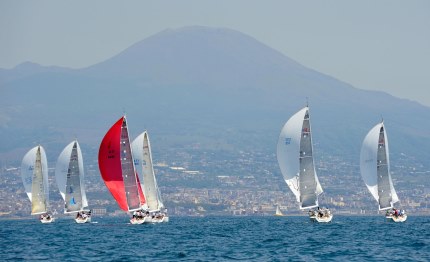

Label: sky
[1,0,429,106]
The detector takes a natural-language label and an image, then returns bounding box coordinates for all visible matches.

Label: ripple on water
[0,216,429,261]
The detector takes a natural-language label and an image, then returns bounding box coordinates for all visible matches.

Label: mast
[360,122,399,210]
[22,145,49,215]
[377,123,401,210]
[64,141,84,213]
[298,107,321,209]
[56,140,89,213]
[31,146,47,214]
[76,141,89,210]
[132,131,163,211]
[277,106,322,210]
[120,116,144,211]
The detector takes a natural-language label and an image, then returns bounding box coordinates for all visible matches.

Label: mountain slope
[0,26,429,169]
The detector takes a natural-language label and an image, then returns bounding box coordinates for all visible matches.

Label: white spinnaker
[132,131,163,211]
[277,107,323,203]
[22,147,38,201]
[55,142,72,201]
[21,146,49,214]
[55,141,88,211]
[360,123,399,206]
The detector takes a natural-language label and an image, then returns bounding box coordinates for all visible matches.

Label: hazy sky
[1,0,429,106]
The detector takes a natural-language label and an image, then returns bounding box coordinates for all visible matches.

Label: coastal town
[1,143,429,219]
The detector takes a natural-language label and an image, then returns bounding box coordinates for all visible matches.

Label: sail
[132,131,163,211]
[277,107,322,209]
[360,122,399,210]
[55,141,89,213]
[275,205,283,216]
[98,116,145,212]
[298,109,322,209]
[21,146,49,215]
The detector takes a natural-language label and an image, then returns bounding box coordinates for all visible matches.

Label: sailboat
[21,145,54,223]
[274,205,284,217]
[360,121,407,222]
[98,116,150,224]
[55,140,91,223]
[132,131,169,223]
[277,106,333,223]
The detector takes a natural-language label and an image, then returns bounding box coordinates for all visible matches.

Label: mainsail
[98,116,145,212]
[55,140,89,213]
[360,122,399,210]
[277,107,323,209]
[132,131,164,211]
[21,146,49,215]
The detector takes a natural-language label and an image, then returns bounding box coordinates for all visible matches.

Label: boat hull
[130,216,152,224]
[75,216,91,224]
[386,214,407,222]
[40,217,54,224]
[309,209,332,223]
[309,213,333,223]
[314,214,333,223]
[152,216,169,223]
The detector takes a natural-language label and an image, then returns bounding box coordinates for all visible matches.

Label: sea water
[0,216,429,261]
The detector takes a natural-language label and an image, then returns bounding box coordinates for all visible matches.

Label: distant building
[92,208,106,216]
[170,166,185,170]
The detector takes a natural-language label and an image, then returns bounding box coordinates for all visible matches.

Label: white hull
[40,217,54,224]
[314,214,333,223]
[309,209,332,223]
[75,216,91,224]
[386,214,407,222]
[152,216,169,223]
[130,216,152,224]
[309,213,333,223]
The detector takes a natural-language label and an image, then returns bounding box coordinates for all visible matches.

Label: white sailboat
[277,106,333,223]
[360,121,407,222]
[132,131,169,223]
[274,205,284,216]
[21,145,54,223]
[55,140,91,223]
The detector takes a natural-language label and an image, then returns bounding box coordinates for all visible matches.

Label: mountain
[1,26,429,169]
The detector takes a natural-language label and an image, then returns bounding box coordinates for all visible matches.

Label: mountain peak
[83,26,305,88]
[13,61,43,70]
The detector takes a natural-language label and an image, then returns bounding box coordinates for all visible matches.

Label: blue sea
[0,216,429,261]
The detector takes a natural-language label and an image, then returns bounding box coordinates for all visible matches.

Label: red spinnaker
[98,117,129,211]
[136,174,146,206]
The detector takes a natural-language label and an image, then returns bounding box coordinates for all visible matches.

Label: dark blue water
[1,216,429,261]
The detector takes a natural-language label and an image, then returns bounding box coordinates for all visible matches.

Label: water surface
[1,216,429,261]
